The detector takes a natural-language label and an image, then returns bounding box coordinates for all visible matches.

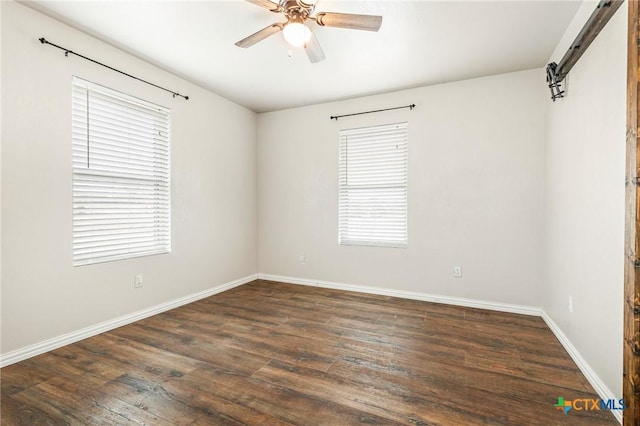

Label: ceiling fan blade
[305,29,325,63]
[245,0,280,11]
[315,12,383,31]
[235,23,283,48]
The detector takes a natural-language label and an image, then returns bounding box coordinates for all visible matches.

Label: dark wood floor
[1,280,617,425]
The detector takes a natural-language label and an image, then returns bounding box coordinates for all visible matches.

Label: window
[338,122,408,247]
[72,77,171,266]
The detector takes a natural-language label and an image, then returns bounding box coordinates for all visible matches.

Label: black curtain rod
[330,104,415,121]
[39,37,189,100]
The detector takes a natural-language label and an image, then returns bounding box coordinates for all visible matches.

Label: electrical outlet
[453,266,462,278]
[568,295,574,313]
[299,253,306,263]
[134,274,143,288]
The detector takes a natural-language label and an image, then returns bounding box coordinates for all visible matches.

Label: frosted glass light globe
[283,22,311,48]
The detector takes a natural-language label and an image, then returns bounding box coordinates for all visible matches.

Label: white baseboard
[0,274,257,368]
[258,273,622,424]
[257,273,542,316]
[541,312,623,424]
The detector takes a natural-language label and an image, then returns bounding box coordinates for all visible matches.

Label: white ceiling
[22,0,581,112]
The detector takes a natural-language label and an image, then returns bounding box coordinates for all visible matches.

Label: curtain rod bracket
[39,37,189,101]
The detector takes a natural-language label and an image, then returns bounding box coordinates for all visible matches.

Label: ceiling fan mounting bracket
[280,0,314,23]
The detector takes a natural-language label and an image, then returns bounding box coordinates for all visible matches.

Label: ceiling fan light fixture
[237,0,384,63]
[283,21,311,47]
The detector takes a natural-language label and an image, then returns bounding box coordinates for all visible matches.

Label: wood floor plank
[0,392,62,426]
[1,359,56,396]
[98,373,211,425]
[9,375,166,426]
[253,358,489,425]
[110,324,272,376]
[171,364,398,426]
[74,334,205,381]
[1,279,618,425]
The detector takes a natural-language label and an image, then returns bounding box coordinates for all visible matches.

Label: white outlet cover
[453,266,462,278]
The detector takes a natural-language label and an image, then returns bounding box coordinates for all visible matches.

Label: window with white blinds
[72,77,171,266]
[338,122,408,248]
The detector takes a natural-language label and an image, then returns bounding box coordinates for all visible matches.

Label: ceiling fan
[235,0,383,63]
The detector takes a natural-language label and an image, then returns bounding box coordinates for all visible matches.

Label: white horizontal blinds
[72,77,171,266]
[339,122,408,247]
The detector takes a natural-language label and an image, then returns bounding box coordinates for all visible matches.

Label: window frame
[71,77,171,266]
[338,121,409,248]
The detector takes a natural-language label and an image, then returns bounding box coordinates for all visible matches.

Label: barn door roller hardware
[546,0,624,101]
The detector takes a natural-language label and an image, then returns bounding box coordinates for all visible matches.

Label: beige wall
[1,1,258,354]
[1,0,626,405]
[258,68,546,306]
[544,0,627,400]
